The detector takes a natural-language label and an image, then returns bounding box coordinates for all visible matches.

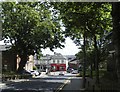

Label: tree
[112,2,120,82]
[51,2,112,84]
[1,2,65,73]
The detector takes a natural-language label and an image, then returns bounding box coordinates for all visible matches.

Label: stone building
[16,55,34,71]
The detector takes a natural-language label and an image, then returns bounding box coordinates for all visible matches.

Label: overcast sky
[41,37,80,55]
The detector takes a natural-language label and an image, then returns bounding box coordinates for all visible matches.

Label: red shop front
[51,64,66,72]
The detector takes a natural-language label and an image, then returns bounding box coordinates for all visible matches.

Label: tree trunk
[17,52,28,74]
[90,63,93,78]
[82,30,86,88]
[93,35,99,84]
[112,3,120,82]
[107,53,117,80]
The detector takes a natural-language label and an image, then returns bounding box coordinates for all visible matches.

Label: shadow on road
[1,77,65,92]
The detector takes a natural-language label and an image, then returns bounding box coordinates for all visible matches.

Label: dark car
[22,69,33,76]
[67,68,74,73]
[59,72,64,76]
[71,70,78,74]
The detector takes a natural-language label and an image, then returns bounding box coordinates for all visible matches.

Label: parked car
[59,72,64,76]
[22,69,33,76]
[28,70,41,76]
[71,70,78,74]
[78,65,83,72]
[67,68,74,73]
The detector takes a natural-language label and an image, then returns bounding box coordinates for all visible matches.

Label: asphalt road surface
[59,77,83,92]
[1,77,66,92]
[1,72,82,92]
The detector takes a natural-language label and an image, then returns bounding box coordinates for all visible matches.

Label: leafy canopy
[51,2,112,45]
[1,2,65,55]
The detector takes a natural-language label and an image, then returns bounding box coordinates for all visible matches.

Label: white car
[59,72,64,76]
[72,70,78,74]
[28,70,40,76]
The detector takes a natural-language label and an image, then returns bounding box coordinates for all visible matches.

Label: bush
[2,73,32,81]
[33,66,37,70]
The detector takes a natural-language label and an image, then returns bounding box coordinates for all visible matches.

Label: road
[58,77,83,92]
[1,72,83,92]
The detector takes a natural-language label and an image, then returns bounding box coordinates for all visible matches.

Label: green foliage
[78,69,106,77]
[1,2,65,72]
[51,2,112,42]
[1,2,65,56]
[33,66,37,70]
[51,3,112,84]
[51,3,112,68]
[52,2,112,63]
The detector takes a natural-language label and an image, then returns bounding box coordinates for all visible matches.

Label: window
[53,60,55,63]
[51,66,56,70]
[62,60,64,64]
[57,60,59,64]
[60,66,64,70]
[59,60,61,64]
[55,60,57,63]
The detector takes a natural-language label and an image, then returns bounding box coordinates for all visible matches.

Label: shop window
[60,66,64,70]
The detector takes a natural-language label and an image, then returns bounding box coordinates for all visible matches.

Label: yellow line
[55,77,71,92]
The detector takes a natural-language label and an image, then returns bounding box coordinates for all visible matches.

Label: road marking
[55,77,71,92]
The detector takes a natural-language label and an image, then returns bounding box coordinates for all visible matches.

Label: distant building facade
[25,55,34,71]
[68,58,80,70]
[35,53,68,72]
[50,53,68,71]
[35,54,51,72]
[17,55,34,71]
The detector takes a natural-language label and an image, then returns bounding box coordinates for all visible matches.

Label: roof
[64,55,76,60]
[40,54,51,60]
[39,53,67,60]
[51,53,66,60]
[69,58,80,64]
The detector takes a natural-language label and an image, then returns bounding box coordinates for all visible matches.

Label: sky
[41,37,80,55]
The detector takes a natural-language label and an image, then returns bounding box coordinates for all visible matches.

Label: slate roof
[51,53,67,60]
